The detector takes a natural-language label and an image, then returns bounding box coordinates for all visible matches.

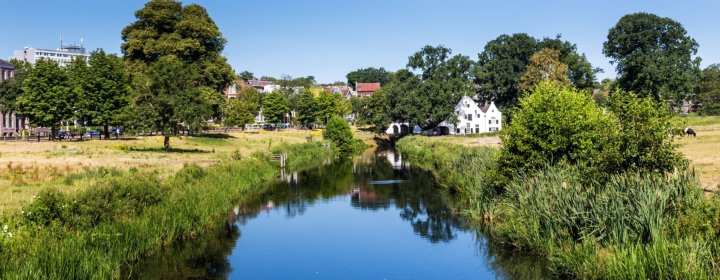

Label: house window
[488,120,491,124]
[466,114,472,121]
[477,114,481,118]
[466,103,469,108]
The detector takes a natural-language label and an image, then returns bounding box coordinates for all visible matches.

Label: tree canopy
[698,64,720,115]
[475,34,598,111]
[74,50,131,138]
[0,59,31,113]
[17,59,77,139]
[223,86,260,128]
[296,90,318,125]
[603,12,700,105]
[121,0,234,93]
[346,67,391,89]
[121,0,233,148]
[262,91,289,124]
[519,48,571,93]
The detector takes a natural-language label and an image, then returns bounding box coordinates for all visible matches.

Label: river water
[128,149,546,279]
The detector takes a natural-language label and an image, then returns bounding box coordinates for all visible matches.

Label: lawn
[0,129,324,214]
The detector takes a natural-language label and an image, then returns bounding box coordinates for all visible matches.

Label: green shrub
[605,91,683,173]
[498,82,615,182]
[323,116,354,153]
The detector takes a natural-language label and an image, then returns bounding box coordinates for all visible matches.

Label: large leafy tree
[262,91,289,125]
[346,67,391,89]
[296,90,318,125]
[0,59,32,114]
[223,86,260,129]
[121,0,234,147]
[519,48,571,93]
[316,91,344,125]
[133,56,212,150]
[407,45,474,129]
[475,34,597,111]
[603,12,701,105]
[73,50,131,139]
[698,64,720,115]
[17,59,77,139]
[355,88,391,133]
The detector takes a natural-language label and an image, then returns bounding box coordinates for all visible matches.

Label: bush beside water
[0,142,333,279]
[397,82,720,278]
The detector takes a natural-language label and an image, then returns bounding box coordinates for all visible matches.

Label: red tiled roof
[356,83,380,92]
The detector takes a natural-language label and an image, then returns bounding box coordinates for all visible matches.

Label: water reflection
[126,149,548,279]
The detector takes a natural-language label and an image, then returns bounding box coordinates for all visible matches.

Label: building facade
[13,42,90,67]
[385,96,503,135]
[1,59,14,81]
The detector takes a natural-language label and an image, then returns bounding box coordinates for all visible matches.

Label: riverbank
[0,141,336,279]
[0,130,325,215]
[397,135,720,279]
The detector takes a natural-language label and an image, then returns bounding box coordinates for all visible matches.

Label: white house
[440,96,502,135]
[385,96,502,135]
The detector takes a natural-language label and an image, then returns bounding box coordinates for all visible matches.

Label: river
[127,149,547,279]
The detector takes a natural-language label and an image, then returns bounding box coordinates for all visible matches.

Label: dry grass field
[0,130,326,214]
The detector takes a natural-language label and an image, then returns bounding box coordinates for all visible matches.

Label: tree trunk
[163,135,170,151]
[103,125,110,140]
[51,127,57,141]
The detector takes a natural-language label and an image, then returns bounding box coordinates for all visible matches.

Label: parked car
[263,124,275,131]
[85,130,101,137]
[301,123,314,130]
[58,131,71,140]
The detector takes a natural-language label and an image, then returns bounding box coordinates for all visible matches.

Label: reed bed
[397,135,720,279]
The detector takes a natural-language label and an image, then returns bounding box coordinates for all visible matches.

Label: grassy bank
[397,136,720,279]
[0,130,320,215]
[0,141,335,279]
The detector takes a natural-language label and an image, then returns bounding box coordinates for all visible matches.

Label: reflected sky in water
[127,149,547,279]
[227,150,497,279]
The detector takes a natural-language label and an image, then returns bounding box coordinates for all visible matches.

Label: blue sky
[1,0,718,83]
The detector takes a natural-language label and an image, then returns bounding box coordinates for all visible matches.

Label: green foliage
[606,91,683,173]
[698,64,720,115]
[296,90,318,125]
[0,142,334,278]
[121,0,233,92]
[262,91,288,124]
[323,116,353,153]
[346,67,391,89]
[73,50,131,137]
[316,91,344,125]
[131,56,212,149]
[397,136,719,279]
[223,87,260,128]
[355,88,392,133]
[603,12,701,105]
[476,34,597,111]
[237,70,255,80]
[519,48,571,93]
[498,82,614,179]
[17,59,77,138]
[0,59,32,115]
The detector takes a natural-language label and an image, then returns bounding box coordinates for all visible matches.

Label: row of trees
[0,51,130,140]
[352,12,719,133]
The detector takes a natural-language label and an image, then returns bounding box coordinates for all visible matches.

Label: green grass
[0,141,334,279]
[396,135,720,279]
[676,115,720,131]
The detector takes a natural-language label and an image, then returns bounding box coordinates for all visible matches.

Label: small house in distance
[385,96,502,135]
[355,83,380,98]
